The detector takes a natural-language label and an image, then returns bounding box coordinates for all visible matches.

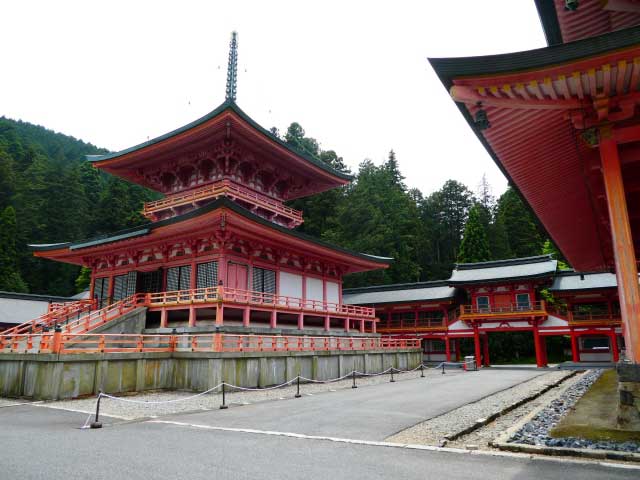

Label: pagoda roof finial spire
[225,31,238,102]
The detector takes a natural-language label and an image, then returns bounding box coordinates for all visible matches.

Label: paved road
[0,406,636,480]
[163,368,545,440]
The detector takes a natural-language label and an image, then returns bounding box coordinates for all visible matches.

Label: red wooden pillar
[571,330,579,362]
[324,315,330,331]
[160,308,168,328]
[188,305,196,327]
[599,128,640,363]
[455,339,461,361]
[359,319,365,333]
[482,334,490,366]
[611,329,620,363]
[445,336,451,362]
[270,310,277,329]
[297,312,304,330]
[473,324,481,368]
[371,318,377,334]
[533,322,545,367]
[243,307,250,328]
[344,317,350,332]
[89,270,96,301]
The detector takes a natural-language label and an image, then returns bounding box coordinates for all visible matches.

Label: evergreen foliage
[458,204,491,263]
[0,115,562,296]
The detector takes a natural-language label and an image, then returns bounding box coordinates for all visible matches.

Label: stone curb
[490,371,640,463]
[443,371,577,442]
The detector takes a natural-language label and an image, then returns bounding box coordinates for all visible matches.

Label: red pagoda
[26,32,391,336]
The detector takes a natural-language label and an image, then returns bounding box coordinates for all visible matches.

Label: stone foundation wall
[616,362,640,430]
[0,349,421,400]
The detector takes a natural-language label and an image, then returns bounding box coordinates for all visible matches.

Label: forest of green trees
[0,116,561,297]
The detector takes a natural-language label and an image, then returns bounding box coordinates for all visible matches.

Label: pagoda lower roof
[429,27,640,272]
[30,198,392,273]
[87,101,351,199]
[448,255,558,286]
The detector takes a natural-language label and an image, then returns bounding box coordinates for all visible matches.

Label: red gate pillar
[297,312,304,330]
[445,336,451,362]
[188,304,196,327]
[473,324,482,368]
[611,329,620,363]
[600,128,640,363]
[533,323,546,367]
[482,334,490,366]
[160,308,168,328]
[242,307,250,328]
[455,339,461,361]
[570,330,579,362]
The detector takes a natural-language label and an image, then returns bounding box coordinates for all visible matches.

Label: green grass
[550,370,640,442]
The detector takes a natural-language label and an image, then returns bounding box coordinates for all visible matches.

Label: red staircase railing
[3,299,96,336]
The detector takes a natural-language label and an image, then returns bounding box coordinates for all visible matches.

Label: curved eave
[87,100,352,183]
[30,198,391,270]
[447,272,557,287]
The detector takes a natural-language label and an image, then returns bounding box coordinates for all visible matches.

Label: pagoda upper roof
[535,0,640,46]
[429,26,640,272]
[448,255,558,286]
[87,100,352,199]
[30,197,391,273]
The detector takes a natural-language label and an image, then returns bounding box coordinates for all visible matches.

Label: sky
[1,1,546,198]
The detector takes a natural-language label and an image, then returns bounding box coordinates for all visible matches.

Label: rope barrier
[85,358,479,428]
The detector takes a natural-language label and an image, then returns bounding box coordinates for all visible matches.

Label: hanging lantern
[474,102,490,131]
[565,0,578,11]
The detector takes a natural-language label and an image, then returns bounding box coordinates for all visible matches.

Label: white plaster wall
[279,272,302,307]
[326,281,340,312]
[305,277,323,310]
[0,298,49,325]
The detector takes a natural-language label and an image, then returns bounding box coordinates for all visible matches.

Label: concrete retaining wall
[0,349,421,400]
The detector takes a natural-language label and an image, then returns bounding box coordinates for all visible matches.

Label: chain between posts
[88,361,476,428]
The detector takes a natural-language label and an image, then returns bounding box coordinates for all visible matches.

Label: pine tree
[496,187,544,258]
[458,204,491,263]
[0,206,28,292]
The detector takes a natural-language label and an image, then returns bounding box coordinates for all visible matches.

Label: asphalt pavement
[0,405,637,480]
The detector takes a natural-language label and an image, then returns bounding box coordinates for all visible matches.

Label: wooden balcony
[143,180,303,227]
[458,301,547,321]
[549,308,622,326]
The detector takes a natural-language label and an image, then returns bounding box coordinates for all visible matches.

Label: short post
[420,363,425,378]
[352,370,357,389]
[52,324,62,354]
[295,376,302,398]
[442,362,446,375]
[90,391,103,429]
[390,366,395,383]
[219,383,228,409]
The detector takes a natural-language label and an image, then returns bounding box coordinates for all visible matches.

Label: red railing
[147,287,376,318]
[3,299,97,336]
[547,307,621,325]
[6,287,374,342]
[143,180,303,225]
[459,301,546,317]
[0,333,420,355]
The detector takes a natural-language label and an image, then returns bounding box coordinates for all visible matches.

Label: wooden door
[227,263,248,290]
[494,294,512,312]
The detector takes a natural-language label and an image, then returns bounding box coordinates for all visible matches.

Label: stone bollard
[616,362,640,430]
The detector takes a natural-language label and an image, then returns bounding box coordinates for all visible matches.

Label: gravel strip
[508,370,640,453]
[447,371,588,450]
[387,370,572,446]
[0,398,31,408]
[31,366,455,420]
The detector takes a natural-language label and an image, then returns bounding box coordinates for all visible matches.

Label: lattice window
[197,261,218,288]
[94,277,109,308]
[252,267,276,303]
[166,265,192,291]
[418,310,444,327]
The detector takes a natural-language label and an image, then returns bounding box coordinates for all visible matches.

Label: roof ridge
[343,280,450,294]
[455,254,554,271]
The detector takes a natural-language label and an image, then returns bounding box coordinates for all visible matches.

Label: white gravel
[448,371,587,450]
[387,370,573,446]
[31,366,456,421]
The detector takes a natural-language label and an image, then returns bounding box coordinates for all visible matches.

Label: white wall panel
[326,282,340,311]
[279,271,302,307]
